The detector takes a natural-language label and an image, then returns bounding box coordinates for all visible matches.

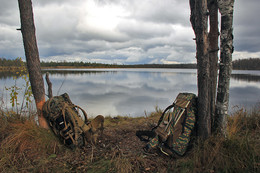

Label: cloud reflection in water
[1,69,259,117]
[47,69,197,117]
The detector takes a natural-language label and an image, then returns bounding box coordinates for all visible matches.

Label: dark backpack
[42,93,104,149]
[136,93,197,156]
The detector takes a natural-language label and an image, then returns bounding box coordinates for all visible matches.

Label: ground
[53,115,179,173]
[1,107,259,172]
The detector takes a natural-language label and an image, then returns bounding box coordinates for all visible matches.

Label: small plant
[4,57,33,115]
[5,83,21,111]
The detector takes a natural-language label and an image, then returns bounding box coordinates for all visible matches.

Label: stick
[45,72,53,98]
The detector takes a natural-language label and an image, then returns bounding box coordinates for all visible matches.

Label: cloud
[233,0,260,54]
[124,0,190,26]
[0,0,259,63]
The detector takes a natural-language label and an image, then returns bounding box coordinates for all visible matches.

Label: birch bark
[215,0,235,133]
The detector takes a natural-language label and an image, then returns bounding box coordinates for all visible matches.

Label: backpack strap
[154,103,175,130]
[136,130,156,142]
[136,104,175,142]
[155,93,191,131]
[62,103,90,131]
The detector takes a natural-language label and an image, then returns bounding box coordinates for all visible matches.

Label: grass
[181,105,260,173]
[0,104,259,172]
[0,111,66,172]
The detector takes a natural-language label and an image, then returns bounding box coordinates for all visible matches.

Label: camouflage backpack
[136,93,197,156]
[42,93,104,148]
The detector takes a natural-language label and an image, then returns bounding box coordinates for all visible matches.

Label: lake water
[1,68,259,117]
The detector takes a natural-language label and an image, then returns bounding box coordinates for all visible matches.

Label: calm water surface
[1,68,259,117]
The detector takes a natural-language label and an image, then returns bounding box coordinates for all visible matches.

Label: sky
[0,0,259,65]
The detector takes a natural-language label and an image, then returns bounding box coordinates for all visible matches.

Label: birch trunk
[215,0,235,133]
[190,0,211,139]
[18,0,48,128]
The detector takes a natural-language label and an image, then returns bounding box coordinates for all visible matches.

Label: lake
[1,68,259,117]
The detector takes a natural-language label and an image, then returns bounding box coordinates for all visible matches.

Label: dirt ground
[72,117,178,172]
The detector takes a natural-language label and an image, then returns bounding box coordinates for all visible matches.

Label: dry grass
[0,104,259,172]
[186,104,260,173]
[0,111,66,172]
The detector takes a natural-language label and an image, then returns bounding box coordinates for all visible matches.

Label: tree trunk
[215,0,235,133]
[18,0,48,128]
[207,0,219,133]
[190,0,211,139]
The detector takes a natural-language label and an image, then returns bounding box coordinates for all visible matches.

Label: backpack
[42,93,104,149]
[136,93,197,156]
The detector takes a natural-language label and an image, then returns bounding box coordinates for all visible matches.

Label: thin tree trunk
[207,0,219,133]
[45,72,53,98]
[215,0,235,133]
[190,0,211,139]
[18,0,48,128]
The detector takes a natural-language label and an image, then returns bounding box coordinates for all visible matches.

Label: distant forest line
[0,57,260,70]
[232,58,260,70]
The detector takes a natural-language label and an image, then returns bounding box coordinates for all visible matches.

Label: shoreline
[1,65,260,72]
[0,65,197,72]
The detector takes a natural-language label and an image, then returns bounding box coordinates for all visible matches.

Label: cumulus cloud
[0,0,259,64]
